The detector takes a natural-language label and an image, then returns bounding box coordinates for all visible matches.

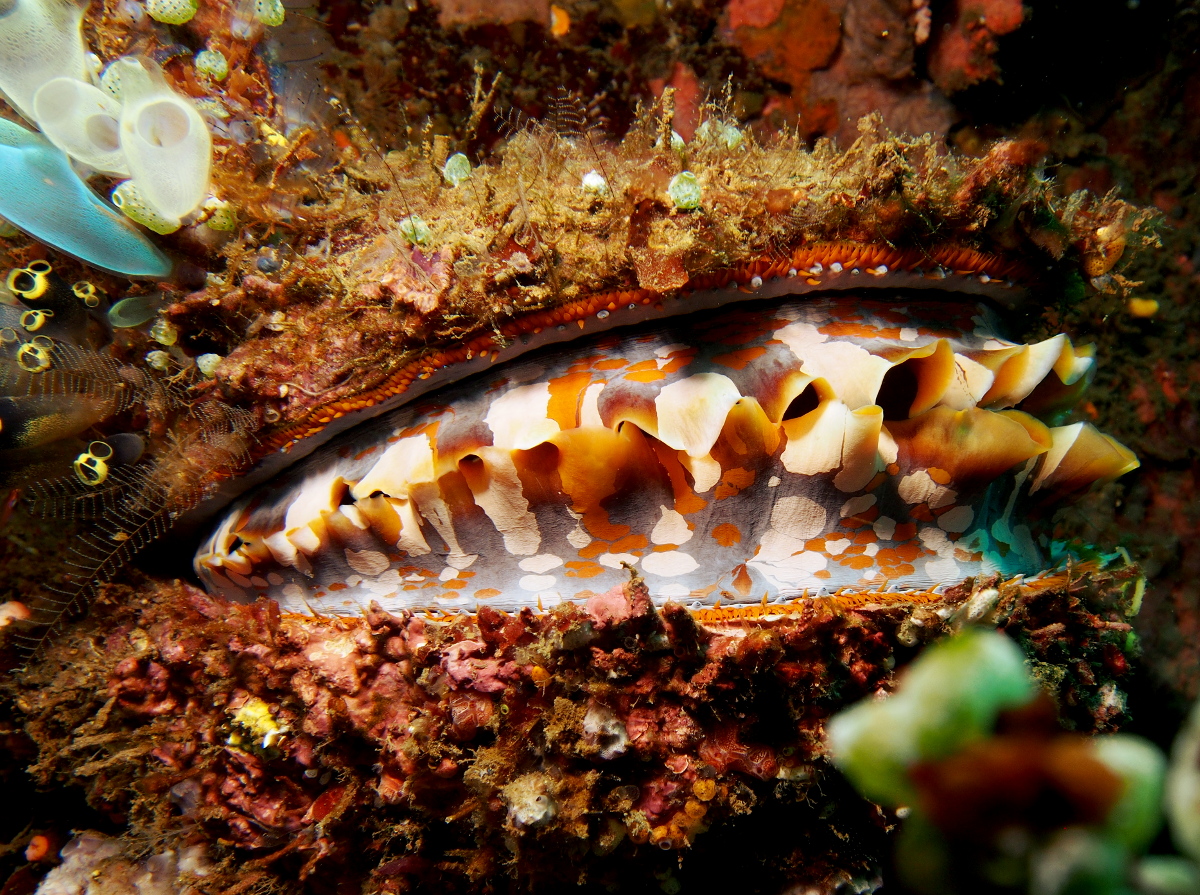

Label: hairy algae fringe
[12,402,256,656]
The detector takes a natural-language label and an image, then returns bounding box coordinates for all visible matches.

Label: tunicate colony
[0,0,219,275]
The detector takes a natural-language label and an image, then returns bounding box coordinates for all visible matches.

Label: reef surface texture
[11,566,1138,893]
[1,0,1197,893]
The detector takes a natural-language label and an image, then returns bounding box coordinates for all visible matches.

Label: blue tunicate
[107,292,165,328]
[0,118,173,279]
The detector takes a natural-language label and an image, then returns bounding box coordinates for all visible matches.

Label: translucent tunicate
[442,152,471,186]
[145,349,171,370]
[0,0,87,121]
[149,318,177,345]
[99,60,126,100]
[720,122,744,150]
[254,0,285,26]
[1167,697,1200,862]
[694,119,743,150]
[826,630,1036,807]
[112,180,181,235]
[1092,734,1166,852]
[654,129,685,159]
[201,196,236,231]
[115,58,212,222]
[398,215,431,246]
[32,77,129,175]
[107,292,164,328]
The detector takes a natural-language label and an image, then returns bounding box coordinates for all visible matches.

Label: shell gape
[195,296,1136,615]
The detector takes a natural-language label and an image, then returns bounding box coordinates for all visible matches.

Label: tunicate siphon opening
[137,100,190,148]
[85,115,121,153]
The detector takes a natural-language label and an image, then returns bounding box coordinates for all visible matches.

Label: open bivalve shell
[197,295,1137,616]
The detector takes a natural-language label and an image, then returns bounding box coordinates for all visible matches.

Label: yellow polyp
[73,452,109,486]
[258,122,290,148]
[19,309,53,332]
[6,262,52,301]
[72,281,102,308]
[229,696,289,750]
[1127,297,1159,318]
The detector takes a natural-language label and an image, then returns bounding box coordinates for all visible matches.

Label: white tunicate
[442,152,471,186]
[32,77,128,175]
[145,349,171,371]
[0,0,87,121]
[502,773,558,829]
[582,704,629,760]
[196,353,222,377]
[581,169,608,195]
[117,58,212,221]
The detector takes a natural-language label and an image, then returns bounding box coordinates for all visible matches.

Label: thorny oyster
[197,288,1132,616]
[0,4,1161,892]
